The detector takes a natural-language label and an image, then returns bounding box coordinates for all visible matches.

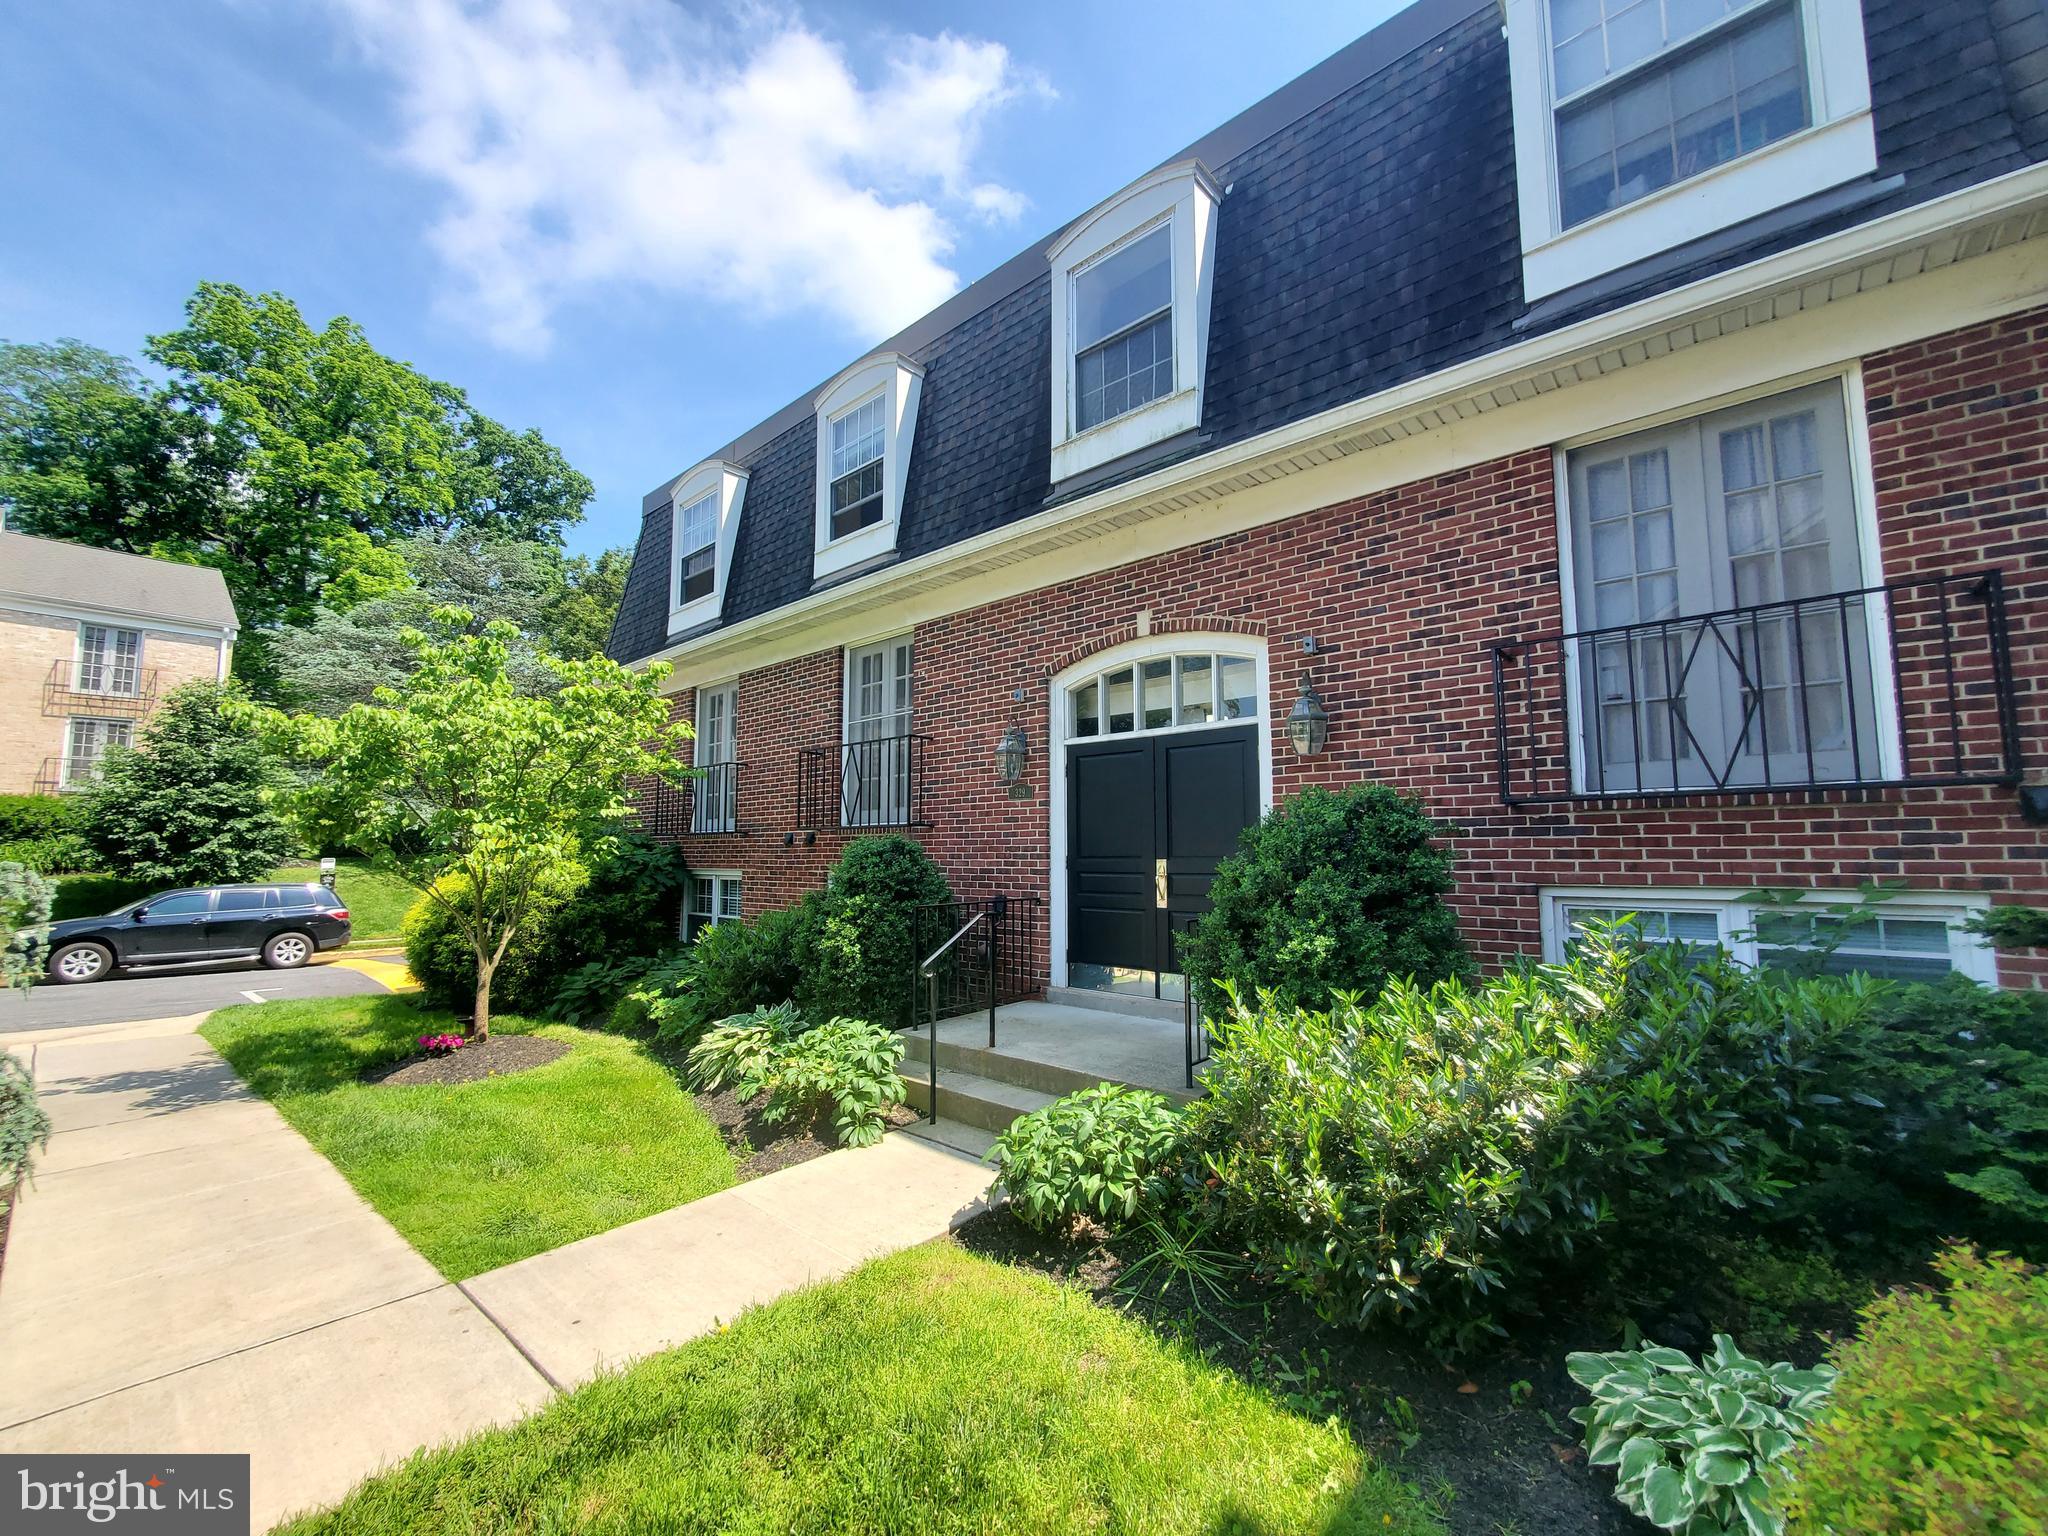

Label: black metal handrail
[903,896,1045,1124]
[1489,570,2021,805]
[1176,918,1210,1090]
[44,658,157,716]
[689,761,741,834]
[796,733,929,829]
[32,756,110,794]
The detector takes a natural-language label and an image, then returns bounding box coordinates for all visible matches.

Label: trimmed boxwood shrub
[402,867,580,1018]
[1789,1246,2048,1534]
[1178,784,1468,1012]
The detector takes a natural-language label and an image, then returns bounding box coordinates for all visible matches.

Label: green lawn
[273,857,416,941]
[282,1243,1439,1536]
[51,856,415,935]
[200,996,737,1280]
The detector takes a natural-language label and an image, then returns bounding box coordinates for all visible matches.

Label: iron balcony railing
[44,658,158,717]
[796,732,929,829]
[1175,918,1211,1091]
[689,761,741,835]
[1489,570,2022,805]
[32,755,112,794]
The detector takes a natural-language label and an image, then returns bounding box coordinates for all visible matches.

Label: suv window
[144,892,212,917]
[215,889,274,912]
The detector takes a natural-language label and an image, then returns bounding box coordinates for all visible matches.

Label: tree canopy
[1,283,601,696]
[277,611,688,1037]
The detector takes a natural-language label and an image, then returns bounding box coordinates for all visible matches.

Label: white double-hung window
[1508,0,1876,298]
[683,872,742,942]
[841,636,915,827]
[813,354,923,583]
[1561,379,1887,794]
[665,460,748,635]
[1048,159,1220,483]
[691,684,738,835]
[65,717,132,786]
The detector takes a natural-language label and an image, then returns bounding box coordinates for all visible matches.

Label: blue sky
[2,0,1403,557]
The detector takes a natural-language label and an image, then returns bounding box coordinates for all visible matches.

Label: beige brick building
[0,531,238,795]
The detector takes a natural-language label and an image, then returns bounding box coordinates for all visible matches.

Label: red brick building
[610,0,2048,997]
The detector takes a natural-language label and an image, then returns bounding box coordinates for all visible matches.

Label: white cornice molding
[0,593,237,643]
[638,160,2048,687]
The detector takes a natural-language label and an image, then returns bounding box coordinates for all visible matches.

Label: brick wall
[648,309,2048,986]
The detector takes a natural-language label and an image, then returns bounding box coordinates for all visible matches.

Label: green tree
[77,683,300,888]
[279,610,688,1038]
[544,546,634,659]
[3,285,594,697]
[1,861,56,994]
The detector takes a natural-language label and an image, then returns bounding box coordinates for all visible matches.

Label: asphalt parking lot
[0,960,388,1034]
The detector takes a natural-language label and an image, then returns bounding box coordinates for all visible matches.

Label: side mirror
[131,907,149,922]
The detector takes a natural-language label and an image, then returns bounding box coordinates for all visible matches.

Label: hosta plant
[684,1003,806,1096]
[988,1083,1181,1231]
[1567,1334,1835,1535]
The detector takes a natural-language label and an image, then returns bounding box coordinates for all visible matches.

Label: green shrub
[530,834,688,1002]
[1788,976,2048,1253]
[799,836,953,1028]
[401,868,578,1017]
[1174,933,1872,1345]
[685,1002,805,1095]
[0,793,83,842]
[988,1083,1182,1231]
[0,834,93,875]
[666,897,816,1040]
[550,954,658,1027]
[610,950,699,1034]
[49,873,150,922]
[1789,1246,2048,1535]
[686,1007,901,1146]
[1178,784,1467,1012]
[2,861,55,991]
[76,681,299,887]
[1,1050,51,1188]
[1568,1335,1834,1536]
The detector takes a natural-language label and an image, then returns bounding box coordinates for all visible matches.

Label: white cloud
[323,0,1048,352]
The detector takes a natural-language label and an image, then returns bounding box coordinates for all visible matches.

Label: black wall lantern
[995,725,1030,784]
[1286,674,1329,757]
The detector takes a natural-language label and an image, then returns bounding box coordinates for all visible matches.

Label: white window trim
[682,870,743,941]
[814,354,924,582]
[1550,365,1901,795]
[666,459,749,636]
[1046,632,1272,990]
[1048,158,1221,484]
[74,622,144,697]
[1538,885,1996,984]
[1506,0,1877,301]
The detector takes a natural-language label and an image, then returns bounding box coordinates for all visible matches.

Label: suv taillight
[328,907,349,921]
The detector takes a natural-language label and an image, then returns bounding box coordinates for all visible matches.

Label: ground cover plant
[687,1005,905,1148]
[989,1083,1182,1231]
[201,994,735,1278]
[278,1242,1442,1536]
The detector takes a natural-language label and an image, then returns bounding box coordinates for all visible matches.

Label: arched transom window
[1068,650,1259,739]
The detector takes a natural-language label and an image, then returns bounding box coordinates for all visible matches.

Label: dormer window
[828,394,887,540]
[665,460,748,636]
[1074,223,1174,432]
[1048,159,1220,484]
[1507,0,1875,301]
[813,353,923,583]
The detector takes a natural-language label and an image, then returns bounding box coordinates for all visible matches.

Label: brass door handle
[1154,858,1167,909]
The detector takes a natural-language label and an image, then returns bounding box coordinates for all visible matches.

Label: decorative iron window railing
[33,755,114,794]
[1489,571,2021,805]
[796,733,929,829]
[44,658,158,716]
[689,761,740,835]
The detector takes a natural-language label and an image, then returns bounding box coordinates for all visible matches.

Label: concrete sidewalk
[0,1015,995,1529]
[463,1130,993,1389]
[0,1017,552,1531]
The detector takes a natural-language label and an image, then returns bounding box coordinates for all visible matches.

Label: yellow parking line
[325,952,419,992]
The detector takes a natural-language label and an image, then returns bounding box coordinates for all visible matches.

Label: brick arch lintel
[1037,614,1268,680]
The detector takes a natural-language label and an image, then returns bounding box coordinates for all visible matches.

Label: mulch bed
[695,1086,918,1180]
[956,1207,1658,1536]
[364,1035,571,1087]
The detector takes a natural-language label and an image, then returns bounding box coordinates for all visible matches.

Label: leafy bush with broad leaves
[0,835,92,875]
[798,836,953,1029]
[1177,784,1467,1012]
[529,834,687,1005]
[1789,1246,2048,1535]
[0,794,83,843]
[1568,1335,1834,1536]
[1173,931,1873,1346]
[402,867,579,1017]
[2,1049,51,1188]
[658,899,816,1043]
[77,681,300,887]
[1785,975,2048,1252]
[687,1006,902,1147]
[609,950,699,1035]
[988,1083,1182,1232]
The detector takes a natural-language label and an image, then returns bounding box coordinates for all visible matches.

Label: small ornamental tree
[278,610,688,1038]
[1,860,56,993]
[78,681,299,888]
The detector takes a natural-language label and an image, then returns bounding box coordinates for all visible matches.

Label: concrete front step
[898,1062,1055,1134]
[902,1021,1199,1105]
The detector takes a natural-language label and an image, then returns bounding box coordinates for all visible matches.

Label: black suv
[43,883,354,984]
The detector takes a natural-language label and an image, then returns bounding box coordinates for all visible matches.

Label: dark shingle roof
[610,0,2047,664]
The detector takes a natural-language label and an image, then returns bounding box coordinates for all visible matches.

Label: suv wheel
[262,932,314,970]
[49,941,113,985]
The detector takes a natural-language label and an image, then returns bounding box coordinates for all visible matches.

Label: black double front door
[1067,724,1258,985]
